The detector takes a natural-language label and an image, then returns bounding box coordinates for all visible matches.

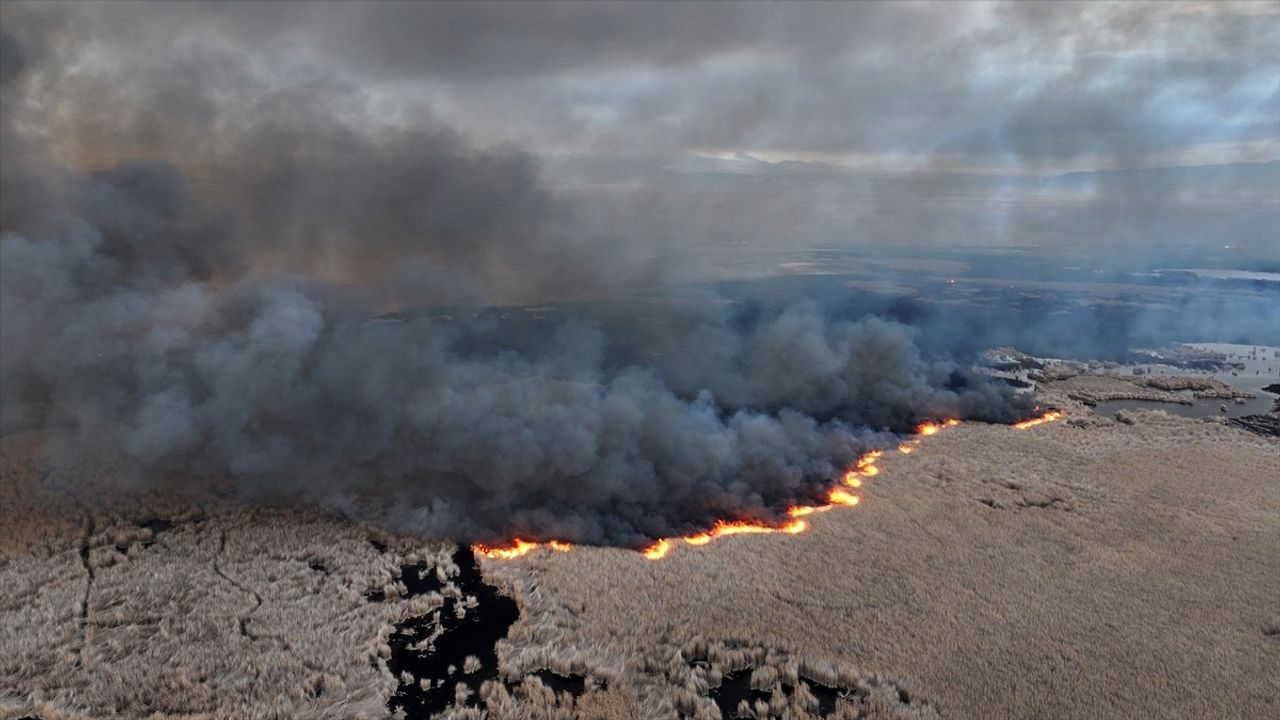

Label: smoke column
[3,7,1036,547]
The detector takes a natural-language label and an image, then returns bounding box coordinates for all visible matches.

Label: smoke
[0,15,1033,546]
[1,205,1028,546]
[0,5,1116,545]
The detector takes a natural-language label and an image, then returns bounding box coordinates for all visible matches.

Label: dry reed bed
[1,431,451,719]
[4,400,1278,719]
[493,410,1279,720]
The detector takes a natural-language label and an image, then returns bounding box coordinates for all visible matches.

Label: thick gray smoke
[3,8,1034,546]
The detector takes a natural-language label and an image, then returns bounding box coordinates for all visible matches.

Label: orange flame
[1013,410,1062,430]
[779,518,808,534]
[840,445,888,487]
[473,538,541,560]
[474,537,575,559]
[916,418,960,436]
[681,517,808,547]
[787,504,832,517]
[478,417,959,561]
[827,488,860,506]
[642,539,671,560]
[845,449,882,481]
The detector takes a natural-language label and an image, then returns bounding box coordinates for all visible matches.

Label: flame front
[788,503,832,517]
[916,418,957,436]
[642,539,671,560]
[681,517,809,547]
[473,538,541,560]
[474,537,574,559]
[1013,410,1062,429]
[827,488,860,506]
[477,418,963,561]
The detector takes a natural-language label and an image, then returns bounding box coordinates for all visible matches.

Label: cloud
[7,1,1276,164]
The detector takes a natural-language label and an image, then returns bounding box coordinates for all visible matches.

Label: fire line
[1013,409,1062,429]
[474,410,1060,560]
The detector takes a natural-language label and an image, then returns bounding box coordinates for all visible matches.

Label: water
[386,547,520,717]
[1093,343,1279,419]
[707,666,909,718]
[1184,343,1280,396]
[1094,395,1274,419]
[382,547,593,717]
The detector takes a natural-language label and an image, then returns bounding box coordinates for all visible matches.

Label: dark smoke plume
[0,10,1033,547]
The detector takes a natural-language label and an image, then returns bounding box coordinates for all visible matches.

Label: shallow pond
[1093,394,1275,419]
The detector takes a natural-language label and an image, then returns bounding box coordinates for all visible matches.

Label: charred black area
[526,669,591,697]
[809,681,843,715]
[701,663,860,718]
[710,669,772,717]
[138,517,174,548]
[386,546,519,717]
[381,550,592,715]
[139,517,175,534]
[400,561,445,596]
[366,560,445,603]
[112,517,178,553]
[1228,414,1280,437]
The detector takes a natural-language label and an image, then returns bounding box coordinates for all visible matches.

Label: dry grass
[0,430,634,720]
[4,400,1278,719]
[0,431,447,720]
[493,408,1279,719]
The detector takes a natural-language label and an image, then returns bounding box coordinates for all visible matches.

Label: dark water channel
[386,546,520,717]
[706,667,855,718]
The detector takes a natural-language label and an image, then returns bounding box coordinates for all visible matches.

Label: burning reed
[475,413,1060,560]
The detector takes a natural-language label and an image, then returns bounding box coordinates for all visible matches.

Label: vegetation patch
[387,546,519,716]
[652,639,938,720]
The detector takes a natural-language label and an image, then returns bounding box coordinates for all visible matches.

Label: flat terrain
[507,406,1279,719]
[2,388,1277,719]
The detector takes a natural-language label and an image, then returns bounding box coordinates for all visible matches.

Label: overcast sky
[6,1,1276,168]
[3,1,1278,262]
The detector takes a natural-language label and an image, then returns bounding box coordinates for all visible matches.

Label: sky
[12,1,1276,167]
[4,0,1280,273]
[3,1,1276,268]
